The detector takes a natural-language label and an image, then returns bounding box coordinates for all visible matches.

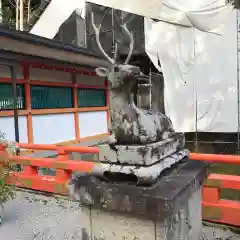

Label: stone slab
[85,189,202,240]
[98,133,185,165]
[69,160,209,220]
[93,149,189,184]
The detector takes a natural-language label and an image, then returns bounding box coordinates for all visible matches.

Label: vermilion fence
[0,143,99,195]
[0,144,239,227]
[190,153,240,227]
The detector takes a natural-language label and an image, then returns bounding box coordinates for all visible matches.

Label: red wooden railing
[0,144,239,226]
[0,143,99,195]
[190,153,240,227]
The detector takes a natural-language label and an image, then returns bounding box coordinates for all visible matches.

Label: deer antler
[91,12,115,65]
[121,24,134,64]
[113,42,118,62]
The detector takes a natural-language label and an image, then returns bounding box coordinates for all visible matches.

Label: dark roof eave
[0,49,100,72]
[0,29,109,69]
[0,27,103,60]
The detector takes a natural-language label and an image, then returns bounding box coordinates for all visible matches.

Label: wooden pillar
[72,72,80,140]
[23,65,33,143]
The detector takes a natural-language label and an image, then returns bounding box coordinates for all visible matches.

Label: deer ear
[95,67,109,77]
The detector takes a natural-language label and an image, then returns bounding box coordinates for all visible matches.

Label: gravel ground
[0,191,239,240]
[202,226,239,240]
[0,191,83,240]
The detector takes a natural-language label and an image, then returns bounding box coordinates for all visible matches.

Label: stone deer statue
[91,13,174,145]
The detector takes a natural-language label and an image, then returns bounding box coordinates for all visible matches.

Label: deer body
[91,13,174,145]
[107,66,174,145]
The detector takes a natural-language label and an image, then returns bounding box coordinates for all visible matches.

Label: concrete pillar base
[69,160,208,240]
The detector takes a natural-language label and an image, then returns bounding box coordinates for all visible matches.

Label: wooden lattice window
[30,85,73,109]
[77,89,106,107]
[0,83,25,110]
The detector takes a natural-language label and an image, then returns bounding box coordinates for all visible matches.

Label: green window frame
[77,88,106,107]
[0,83,25,110]
[30,85,74,109]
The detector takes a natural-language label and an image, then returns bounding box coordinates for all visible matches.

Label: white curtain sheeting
[86,0,163,19]
[154,0,231,33]
[145,1,237,133]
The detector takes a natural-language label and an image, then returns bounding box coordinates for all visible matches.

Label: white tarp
[30,0,85,39]
[154,0,231,32]
[145,1,237,133]
[85,0,229,32]
[86,0,163,19]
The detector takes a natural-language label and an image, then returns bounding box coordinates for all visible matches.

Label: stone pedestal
[69,160,208,240]
[98,133,185,165]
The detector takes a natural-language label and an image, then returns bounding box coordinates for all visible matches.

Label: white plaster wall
[29,68,71,82]
[76,74,105,86]
[32,113,75,144]
[78,111,108,138]
[29,69,105,85]
[0,116,28,143]
[0,65,23,79]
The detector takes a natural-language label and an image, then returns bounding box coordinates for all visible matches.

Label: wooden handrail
[11,155,96,172]
[190,153,240,165]
[17,143,100,153]
[0,143,99,195]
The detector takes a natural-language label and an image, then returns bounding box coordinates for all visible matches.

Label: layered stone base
[98,133,185,165]
[93,149,189,184]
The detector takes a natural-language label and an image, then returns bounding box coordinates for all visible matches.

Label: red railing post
[202,186,220,204]
[202,174,240,226]
[0,143,8,166]
[23,165,38,176]
[56,148,71,181]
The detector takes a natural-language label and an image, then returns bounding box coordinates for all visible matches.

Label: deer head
[91,12,141,89]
